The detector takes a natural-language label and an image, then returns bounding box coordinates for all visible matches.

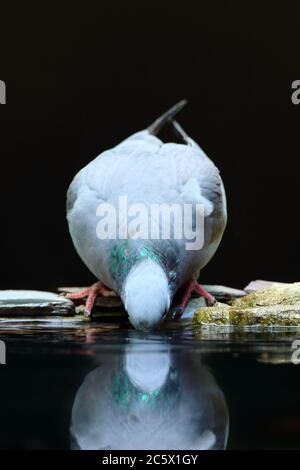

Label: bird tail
[148,100,187,136]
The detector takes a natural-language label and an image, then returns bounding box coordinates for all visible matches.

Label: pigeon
[66,100,227,330]
[70,337,229,450]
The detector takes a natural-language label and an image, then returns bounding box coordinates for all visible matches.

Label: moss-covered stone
[230,282,300,308]
[194,282,300,327]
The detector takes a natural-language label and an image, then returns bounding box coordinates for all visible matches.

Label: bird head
[122,259,171,330]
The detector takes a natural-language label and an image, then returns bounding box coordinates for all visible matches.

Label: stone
[244,279,286,293]
[0,315,121,334]
[194,282,300,327]
[233,282,300,308]
[0,290,75,317]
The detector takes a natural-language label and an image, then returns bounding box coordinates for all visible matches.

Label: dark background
[0,1,299,290]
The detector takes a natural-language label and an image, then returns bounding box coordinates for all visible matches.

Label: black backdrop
[0,1,299,290]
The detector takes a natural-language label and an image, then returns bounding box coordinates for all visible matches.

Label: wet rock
[194,302,231,325]
[0,315,121,334]
[0,290,75,317]
[194,282,300,327]
[233,282,300,308]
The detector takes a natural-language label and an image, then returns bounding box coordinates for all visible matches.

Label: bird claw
[206,295,216,307]
[64,282,116,318]
[84,308,91,318]
[171,306,184,320]
[172,279,216,321]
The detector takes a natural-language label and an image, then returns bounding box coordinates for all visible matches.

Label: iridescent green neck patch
[111,366,179,413]
[109,240,180,292]
[109,241,161,287]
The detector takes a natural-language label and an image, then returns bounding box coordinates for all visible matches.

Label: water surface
[0,320,300,449]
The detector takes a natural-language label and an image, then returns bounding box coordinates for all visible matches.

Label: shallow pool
[0,320,300,449]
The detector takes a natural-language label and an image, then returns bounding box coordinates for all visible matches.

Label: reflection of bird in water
[70,338,229,450]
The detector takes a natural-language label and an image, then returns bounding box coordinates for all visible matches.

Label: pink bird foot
[65,281,116,317]
[173,278,216,319]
